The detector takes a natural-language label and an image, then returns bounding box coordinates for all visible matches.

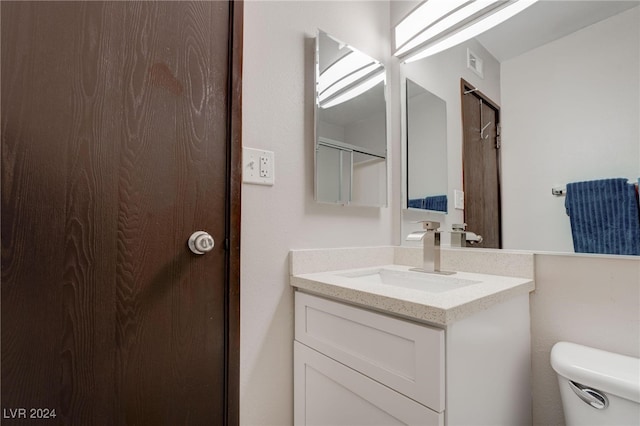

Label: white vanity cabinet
[293,291,532,426]
[294,343,442,425]
[294,291,444,425]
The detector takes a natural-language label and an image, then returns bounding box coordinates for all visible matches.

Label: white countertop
[291,263,534,326]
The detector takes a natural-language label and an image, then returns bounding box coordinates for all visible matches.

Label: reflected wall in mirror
[405,79,448,213]
[396,1,639,253]
[315,30,387,207]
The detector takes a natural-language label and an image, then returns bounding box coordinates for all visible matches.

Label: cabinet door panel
[295,292,445,411]
[294,342,443,426]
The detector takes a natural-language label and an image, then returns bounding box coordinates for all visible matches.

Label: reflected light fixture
[395,0,539,63]
[320,70,385,109]
[318,48,384,109]
[319,62,381,103]
[318,50,374,94]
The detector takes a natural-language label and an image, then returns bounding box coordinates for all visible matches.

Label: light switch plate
[454,190,464,210]
[243,147,275,186]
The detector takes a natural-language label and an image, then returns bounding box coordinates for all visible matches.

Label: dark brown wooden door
[1,1,241,424]
[461,80,501,248]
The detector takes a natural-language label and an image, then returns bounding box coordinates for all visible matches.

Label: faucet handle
[466,232,484,244]
[452,223,467,231]
[420,220,440,231]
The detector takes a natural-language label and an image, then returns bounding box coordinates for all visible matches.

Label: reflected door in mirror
[461,80,501,248]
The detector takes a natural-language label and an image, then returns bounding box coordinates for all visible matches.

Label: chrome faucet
[406,221,453,275]
[450,223,484,247]
[450,223,467,247]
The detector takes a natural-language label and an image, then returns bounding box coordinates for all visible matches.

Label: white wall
[241,2,397,424]
[501,7,640,252]
[530,253,640,425]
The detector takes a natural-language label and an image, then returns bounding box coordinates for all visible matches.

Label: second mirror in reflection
[406,79,448,213]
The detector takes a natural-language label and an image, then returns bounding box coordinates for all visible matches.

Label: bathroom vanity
[290,247,535,426]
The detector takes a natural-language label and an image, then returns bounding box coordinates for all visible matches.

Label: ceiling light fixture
[395,0,471,51]
[395,0,539,63]
[395,0,501,57]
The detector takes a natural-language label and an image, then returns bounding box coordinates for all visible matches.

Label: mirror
[315,30,387,207]
[398,1,639,252]
[405,79,448,213]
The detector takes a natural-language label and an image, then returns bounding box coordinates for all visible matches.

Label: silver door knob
[188,231,215,255]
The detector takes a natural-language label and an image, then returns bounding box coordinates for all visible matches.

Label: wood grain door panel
[1,2,240,424]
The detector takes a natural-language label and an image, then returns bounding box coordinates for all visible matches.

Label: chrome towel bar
[552,182,638,196]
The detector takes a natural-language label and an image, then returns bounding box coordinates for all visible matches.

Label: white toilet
[551,341,640,425]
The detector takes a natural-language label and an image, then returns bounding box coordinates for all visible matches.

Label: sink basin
[337,268,481,293]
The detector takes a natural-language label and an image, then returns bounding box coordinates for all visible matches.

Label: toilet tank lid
[551,342,640,403]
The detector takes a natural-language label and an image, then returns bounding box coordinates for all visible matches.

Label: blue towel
[408,198,424,209]
[565,178,640,255]
[424,195,447,213]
